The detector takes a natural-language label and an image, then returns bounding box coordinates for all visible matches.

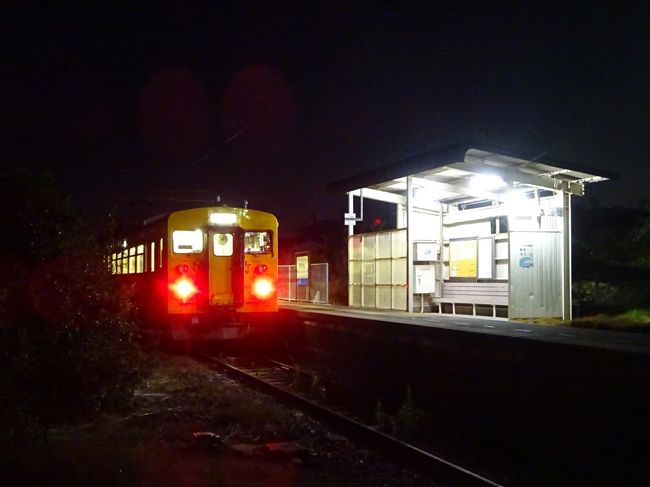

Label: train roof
[141,206,277,227]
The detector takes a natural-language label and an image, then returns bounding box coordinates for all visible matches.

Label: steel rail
[203,354,503,487]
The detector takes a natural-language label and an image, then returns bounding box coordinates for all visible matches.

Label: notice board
[449,239,477,278]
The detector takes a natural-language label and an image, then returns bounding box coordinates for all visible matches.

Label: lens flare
[252,276,275,300]
[170,277,198,303]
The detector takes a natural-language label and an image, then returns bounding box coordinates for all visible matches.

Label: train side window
[122,250,128,274]
[150,241,155,271]
[159,238,163,267]
[213,233,233,256]
[128,247,136,274]
[244,231,271,254]
[136,245,144,273]
[172,230,204,254]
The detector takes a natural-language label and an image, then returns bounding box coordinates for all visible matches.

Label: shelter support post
[407,176,414,312]
[562,191,572,320]
[347,192,354,236]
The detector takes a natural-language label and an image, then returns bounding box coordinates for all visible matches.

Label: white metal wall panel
[445,220,491,239]
[495,239,509,259]
[509,231,562,318]
[509,216,538,231]
[412,210,440,241]
[496,262,509,280]
[477,238,494,279]
[540,215,561,230]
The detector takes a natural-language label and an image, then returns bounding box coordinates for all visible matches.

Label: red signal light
[169,276,198,303]
[177,263,190,274]
[251,276,275,300]
[255,264,268,274]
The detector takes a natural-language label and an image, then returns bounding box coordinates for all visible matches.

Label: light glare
[504,190,539,216]
[210,212,238,225]
[469,174,506,191]
[170,277,198,302]
[252,276,275,300]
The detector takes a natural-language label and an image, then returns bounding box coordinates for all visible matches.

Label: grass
[570,308,650,332]
[514,309,650,332]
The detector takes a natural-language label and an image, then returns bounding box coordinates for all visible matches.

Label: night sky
[2,3,649,233]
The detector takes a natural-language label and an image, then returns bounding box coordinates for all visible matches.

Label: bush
[0,169,143,442]
[572,280,621,310]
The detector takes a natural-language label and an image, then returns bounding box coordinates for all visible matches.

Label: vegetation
[0,168,143,442]
[374,387,431,441]
[2,353,428,487]
[571,204,650,325]
[570,309,650,332]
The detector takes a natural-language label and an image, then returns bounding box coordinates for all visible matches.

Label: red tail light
[251,276,275,300]
[169,276,198,303]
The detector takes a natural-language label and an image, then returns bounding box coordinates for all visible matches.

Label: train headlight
[170,277,198,303]
[209,212,237,225]
[252,276,275,300]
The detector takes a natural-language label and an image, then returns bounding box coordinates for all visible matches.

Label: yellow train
[111,206,278,340]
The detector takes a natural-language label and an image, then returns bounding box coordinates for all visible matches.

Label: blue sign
[297,278,309,286]
[518,244,534,268]
[519,257,534,268]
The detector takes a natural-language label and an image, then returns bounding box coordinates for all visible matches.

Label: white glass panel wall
[348,228,407,310]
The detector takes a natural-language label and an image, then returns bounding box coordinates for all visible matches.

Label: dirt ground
[2,352,437,487]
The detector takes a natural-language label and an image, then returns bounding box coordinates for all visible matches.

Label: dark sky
[2,3,649,233]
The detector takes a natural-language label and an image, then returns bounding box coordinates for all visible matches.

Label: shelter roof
[329,141,614,205]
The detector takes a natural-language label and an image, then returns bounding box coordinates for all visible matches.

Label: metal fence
[278,263,329,303]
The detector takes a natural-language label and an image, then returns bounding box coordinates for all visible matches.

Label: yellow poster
[449,239,477,278]
[296,255,309,280]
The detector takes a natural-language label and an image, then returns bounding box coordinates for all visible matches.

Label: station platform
[279,302,650,355]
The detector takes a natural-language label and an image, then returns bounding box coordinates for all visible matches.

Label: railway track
[202,353,503,487]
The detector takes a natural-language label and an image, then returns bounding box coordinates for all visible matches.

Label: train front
[166,207,278,340]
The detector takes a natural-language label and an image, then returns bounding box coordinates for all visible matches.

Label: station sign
[296,252,309,286]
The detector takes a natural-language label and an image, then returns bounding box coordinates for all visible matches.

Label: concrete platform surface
[280,302,650,355]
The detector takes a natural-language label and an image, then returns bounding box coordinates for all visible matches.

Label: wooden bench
[432,282,508,317]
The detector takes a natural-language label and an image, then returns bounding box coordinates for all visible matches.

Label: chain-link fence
[278,263,328,303]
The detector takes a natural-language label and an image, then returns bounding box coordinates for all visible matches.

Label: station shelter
[329,143,611,319]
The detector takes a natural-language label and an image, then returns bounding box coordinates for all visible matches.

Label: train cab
[111,206,278,340]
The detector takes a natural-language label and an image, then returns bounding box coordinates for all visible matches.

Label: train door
[208,229,244,307]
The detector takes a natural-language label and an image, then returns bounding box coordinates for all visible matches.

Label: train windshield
[172,230,204,254]
[244,231,271,254]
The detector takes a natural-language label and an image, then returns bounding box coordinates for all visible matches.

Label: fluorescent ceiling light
[469,174,506,191]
